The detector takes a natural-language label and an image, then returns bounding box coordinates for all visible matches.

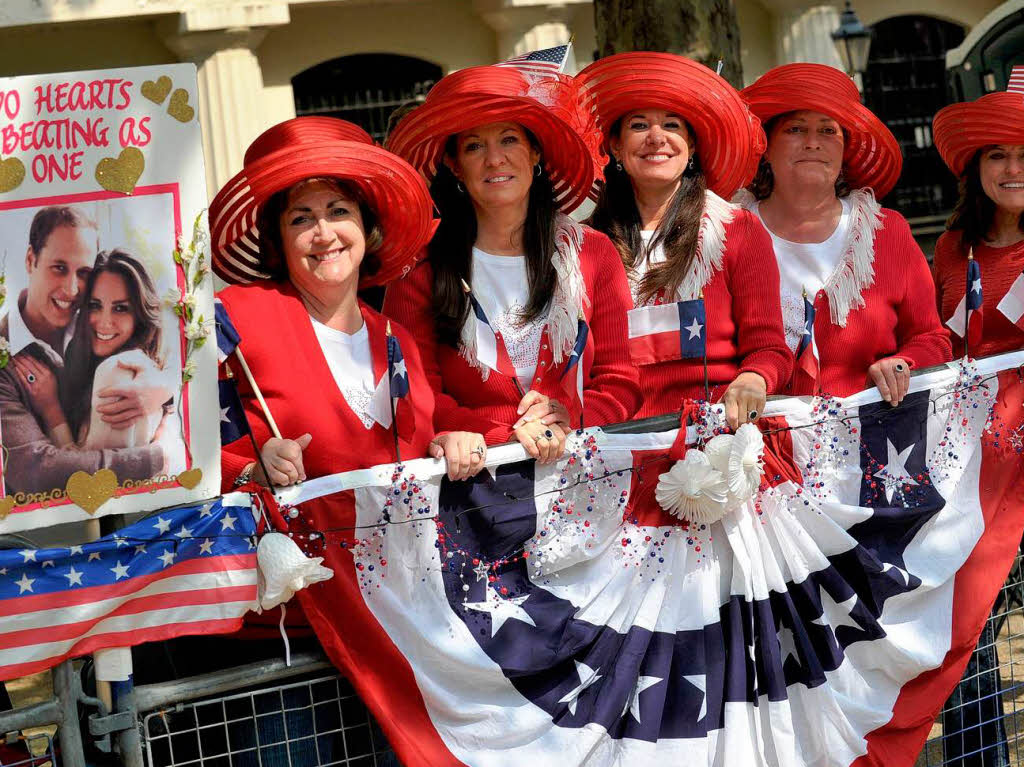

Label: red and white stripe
[1008,65,1024,95]
[0,554,257,679]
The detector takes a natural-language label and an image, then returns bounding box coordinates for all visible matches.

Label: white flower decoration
[184,319,211,341]
[164,287,183,307]
[655,450,730,525]
[182,292,197,310]
[725,423,765,503]
[703,433,734,475]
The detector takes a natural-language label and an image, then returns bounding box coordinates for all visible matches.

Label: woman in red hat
[576,52,792,426]
[204,116,490,762]
[932,75,1024,357]
[211,117,487,487]
[739,63,951,402]
[384,66,639,462]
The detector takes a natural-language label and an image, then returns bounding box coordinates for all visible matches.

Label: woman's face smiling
[280,179,366,297]
[88,271,135,358]
[448,122,540,211]
[610,109,694,192]
[979,144,1024,216]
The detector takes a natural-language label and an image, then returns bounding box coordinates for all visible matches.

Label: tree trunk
[593,0,744,87]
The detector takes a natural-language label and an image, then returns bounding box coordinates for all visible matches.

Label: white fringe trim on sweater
[459,213,588,379]
[733,187,883,327]
[673,190,737,301]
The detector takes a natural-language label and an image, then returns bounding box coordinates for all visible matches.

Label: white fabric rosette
[655,450,730,525]
[656,424,766,523]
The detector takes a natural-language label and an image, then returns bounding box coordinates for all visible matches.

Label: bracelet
[234,463,255,487]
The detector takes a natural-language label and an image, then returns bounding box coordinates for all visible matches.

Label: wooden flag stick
[232,347,282,440]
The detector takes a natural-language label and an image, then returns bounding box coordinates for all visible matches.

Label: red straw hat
[575,52,766,198]
[386,66,603,213]
[741,63,902,198]
[933,90,1024,178]
[210,116,436,287]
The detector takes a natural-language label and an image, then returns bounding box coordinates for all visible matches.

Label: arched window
[861,16,965,221]
[292,54,442,142]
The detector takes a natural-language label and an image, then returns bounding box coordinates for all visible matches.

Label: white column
[159,5,289,198]
[776,5,844,69]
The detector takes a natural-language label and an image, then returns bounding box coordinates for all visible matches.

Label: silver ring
[533,434,547,443]
[894,363,906,373]
[471,445,485,456]
[748,409,759,420]
[26,373,36,384]
[543,429,554,439]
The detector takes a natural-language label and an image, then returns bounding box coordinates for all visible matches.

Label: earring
[615,160,623,172]
[534,164,542,177]
[687,156,695,170]
[456,181,465,193]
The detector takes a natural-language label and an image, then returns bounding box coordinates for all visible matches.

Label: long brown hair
[588,119,707,305]
[428,131,558,348]
[60,250,164,436]
[947,148,1024,249]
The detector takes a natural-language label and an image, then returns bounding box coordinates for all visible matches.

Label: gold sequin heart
[167,89,195,123]
[65,468,119,515]
[177,467,203,490]
[0,156,25,194]
[141,75,172,104]
[95,148,144,195]
[0,496,14,521]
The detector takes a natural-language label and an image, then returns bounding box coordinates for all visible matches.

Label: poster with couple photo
[0,64,219,533]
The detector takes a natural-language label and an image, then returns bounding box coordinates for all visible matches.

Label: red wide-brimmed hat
[575,52,766,198]
[386,66,603,213]
[740,63,902,198]
[210,116,436,287]
[933,82,1024,177]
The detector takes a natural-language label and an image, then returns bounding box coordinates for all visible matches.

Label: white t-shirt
[309,317,387,430]
[754,198,852,351]
[471,247,544,389]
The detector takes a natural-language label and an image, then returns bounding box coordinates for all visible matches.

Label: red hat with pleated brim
[386,66,604,213]
[740,63,903,198]
[933,72,1024,178]
[210,116,436,287]
[575,52,767,198]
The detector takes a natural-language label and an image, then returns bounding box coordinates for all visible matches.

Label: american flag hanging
[276,350,1024,767]
[496,44,572,78]
[1008,65,1024,94]
[0,495,258,681]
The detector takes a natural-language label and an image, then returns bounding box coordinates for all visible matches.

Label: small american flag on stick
[1008,65,1024,94]
[497,43,572,78]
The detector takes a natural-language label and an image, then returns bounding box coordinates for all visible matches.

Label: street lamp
[831,0,872,76]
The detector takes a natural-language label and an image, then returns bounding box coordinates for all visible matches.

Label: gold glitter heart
[65,469,119,515]
[0,156,26,194]
[167,89,195,123]
[177,467,203,490]
[141,76,172,105]
[0,496,14,521]
[95,148,144,195]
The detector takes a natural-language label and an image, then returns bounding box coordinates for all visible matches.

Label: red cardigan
[382,227,640,442]
[217,281,452,763]
[218,282,436,488]
[793,209,952,397]
[628,209,793,418]
[933,230,1024,358]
